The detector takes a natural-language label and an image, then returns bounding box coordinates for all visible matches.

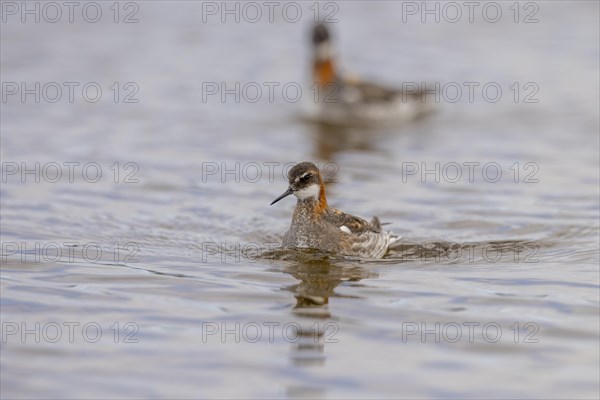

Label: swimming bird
[270,162,396,259]
[310,23,434,125]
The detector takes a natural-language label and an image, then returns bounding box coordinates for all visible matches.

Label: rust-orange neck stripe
[317,182,328,213]
[314,59,336,87]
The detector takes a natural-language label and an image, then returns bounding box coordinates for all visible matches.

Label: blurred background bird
[309,23,435,126]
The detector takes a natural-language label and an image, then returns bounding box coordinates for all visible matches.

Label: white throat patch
[315,43,332,61]
[294,184,320,200]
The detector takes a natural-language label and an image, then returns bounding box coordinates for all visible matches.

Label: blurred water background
[1,1,599,398]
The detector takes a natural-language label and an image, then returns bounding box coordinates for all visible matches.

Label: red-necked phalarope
[270,162,396,259]
[309,23,434,125]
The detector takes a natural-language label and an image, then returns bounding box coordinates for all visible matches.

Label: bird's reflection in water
[307,111,435,163]
[285,385,327,400]
[310,122,379,162]
[278,259,377,371]
[283,261,376,317]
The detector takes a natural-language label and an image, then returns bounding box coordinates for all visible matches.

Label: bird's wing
[326,208,393,259]
[327,208,381,234]
[341,77,430,104]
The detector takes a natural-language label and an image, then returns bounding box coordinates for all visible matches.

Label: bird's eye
[300,174,311,182]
